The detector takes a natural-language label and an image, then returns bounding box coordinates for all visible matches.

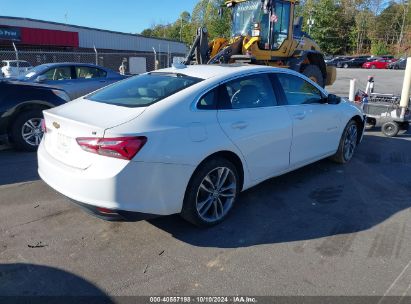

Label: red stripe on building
[20,27,79,47]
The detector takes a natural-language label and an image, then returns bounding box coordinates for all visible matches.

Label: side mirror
[325,94,341,104]
[35,75,47,83]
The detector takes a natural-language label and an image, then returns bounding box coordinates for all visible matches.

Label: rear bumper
[38,140,195,217]
[64,196,158,221]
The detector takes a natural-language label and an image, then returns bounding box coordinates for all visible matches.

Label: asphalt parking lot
[1,68,411,299]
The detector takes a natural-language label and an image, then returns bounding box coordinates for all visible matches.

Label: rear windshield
[86,73,203,107]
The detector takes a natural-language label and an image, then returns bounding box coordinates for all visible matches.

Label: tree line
[141,0,411,56]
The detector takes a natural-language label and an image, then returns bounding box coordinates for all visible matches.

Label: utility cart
[363,93,411,137]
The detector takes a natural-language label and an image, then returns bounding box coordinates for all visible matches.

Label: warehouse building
[0,16,187,73]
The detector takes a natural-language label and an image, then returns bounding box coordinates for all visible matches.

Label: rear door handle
[293,112,306,120]
[231,121,249,130]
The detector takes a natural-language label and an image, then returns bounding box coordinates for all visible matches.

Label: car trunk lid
[43,99,146,169]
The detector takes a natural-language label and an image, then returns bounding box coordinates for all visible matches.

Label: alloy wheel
[21,118,43,146]
[343,124,357,161]
[196,167,237,222]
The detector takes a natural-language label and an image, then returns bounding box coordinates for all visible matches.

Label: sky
[0,0,198,33]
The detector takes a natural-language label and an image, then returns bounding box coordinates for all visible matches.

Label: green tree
[302,0,348,54]
[370,39,390,55]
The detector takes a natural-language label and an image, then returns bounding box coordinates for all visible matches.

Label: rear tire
[343,63,349,69]
[381,121,400,137]
[181,157,240,227]
[302,64,325,88]
[11,110,44,152]
[371,65,376,69]
[331,120,359,164]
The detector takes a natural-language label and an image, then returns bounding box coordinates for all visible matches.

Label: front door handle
[231,121,249,130]
[293,112,306,120]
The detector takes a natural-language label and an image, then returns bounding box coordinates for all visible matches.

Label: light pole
[307,17,314,35]
[180,17,183,42]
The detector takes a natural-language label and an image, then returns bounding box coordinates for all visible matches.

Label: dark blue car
[0,80,70,151]
[16,63,126,99]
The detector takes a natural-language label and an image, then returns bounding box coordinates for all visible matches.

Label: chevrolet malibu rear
[38,65,364,227]
[38,71,207,220]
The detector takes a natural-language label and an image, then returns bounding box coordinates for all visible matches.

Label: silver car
[17,63,126,99]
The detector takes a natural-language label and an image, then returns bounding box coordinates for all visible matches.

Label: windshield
[232,0,262,37]
[19,64,50,80]
[86,73,203,108]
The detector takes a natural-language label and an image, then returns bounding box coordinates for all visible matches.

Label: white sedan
[38,64,364,227]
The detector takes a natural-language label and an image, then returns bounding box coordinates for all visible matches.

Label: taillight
[40,119,47,133]
[76,136,147,160]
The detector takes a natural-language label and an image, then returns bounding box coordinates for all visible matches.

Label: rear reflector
[96,207,118,215]
[76,136,147,160]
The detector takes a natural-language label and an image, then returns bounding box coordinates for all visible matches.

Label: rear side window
[10,62,17,67]
[276,73,323,105]
[87,73,202,107]
[219,74,277,109]
[197,89,217,110]
[76,66,107,79]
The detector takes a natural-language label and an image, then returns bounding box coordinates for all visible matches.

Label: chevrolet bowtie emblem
[53,122,60,129]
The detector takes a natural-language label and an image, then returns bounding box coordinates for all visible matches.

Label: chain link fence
[0,46,186,75]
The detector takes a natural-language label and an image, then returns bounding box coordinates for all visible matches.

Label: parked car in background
[325,56,352,66]
[0,80,70,151]
[362,58,396,69]
[337,56,371,68]
[380,55,395,60]
[17,63,126,99]
[1,60,32,78]
[388,58,407,70]
[38,64,365,227]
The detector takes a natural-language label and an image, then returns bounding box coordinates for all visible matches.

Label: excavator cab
[184,0,336,87]
[230,0,291,52]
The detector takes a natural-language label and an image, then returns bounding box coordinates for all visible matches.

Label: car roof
[156,64,290,80]
[35,62,108,69]
[2,60,30,63]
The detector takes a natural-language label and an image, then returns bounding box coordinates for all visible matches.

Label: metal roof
[0,16,188,54]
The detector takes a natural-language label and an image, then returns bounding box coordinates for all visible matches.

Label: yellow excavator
[184,0,336,87]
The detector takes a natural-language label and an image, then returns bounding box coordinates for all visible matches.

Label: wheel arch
[6,101,52,138]
[351,115,365,143]
[287,50,327,80]
[194,150,245,191]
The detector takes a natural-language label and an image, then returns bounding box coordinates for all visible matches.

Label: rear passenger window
[219,74,277,109]
[197,89,217,110]
[276,73,323,105]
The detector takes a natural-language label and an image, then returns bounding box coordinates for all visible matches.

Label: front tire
[181,157,240,227]
[302,64,325,88]
[343,63,349,69]
[331,120,359,164]
[11,110,44,152]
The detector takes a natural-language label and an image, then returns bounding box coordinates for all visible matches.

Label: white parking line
[378,259,411,304]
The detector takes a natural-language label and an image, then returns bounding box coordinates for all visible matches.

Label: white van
[1,60,33,78]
